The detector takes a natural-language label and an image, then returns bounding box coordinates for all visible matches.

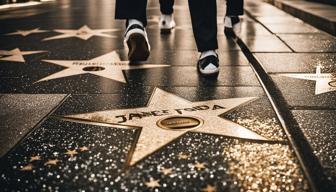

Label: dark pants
[160,0,174,15]
[115,0,244,52]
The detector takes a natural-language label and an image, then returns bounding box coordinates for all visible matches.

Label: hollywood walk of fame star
[0,48,46,63]
[193,162,206,171]
[160,167,173,175]
[65,149,78,157]
[29,155,41,162]
[43,25,120,41]
[178,152,191,160]
[279,65,336,95]
[37,51,169,83]
[44,159,60,166]
[145,178,161,189]
[5,28,48,37]
[202,184,217,192]
[20,164,33,171]
[63,88,268,165]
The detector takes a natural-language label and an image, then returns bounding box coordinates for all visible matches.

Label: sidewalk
[0,0,335,191]
[241,0,336,190]
[263,0,336,35]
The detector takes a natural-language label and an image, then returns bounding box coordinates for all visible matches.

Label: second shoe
[159,14,176,33]
[224,16,241,38]
[124,21,151,61]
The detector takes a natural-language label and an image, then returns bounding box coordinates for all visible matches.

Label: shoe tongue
[200,50,217,60]
[127,19,144,30]
[224,16,232,27]
[204,63,217,70]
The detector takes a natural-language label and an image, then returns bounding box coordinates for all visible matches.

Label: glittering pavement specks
[113,133,309,192]
[223,97,287,141]
[0,119,310,191]
[0,118,138,191]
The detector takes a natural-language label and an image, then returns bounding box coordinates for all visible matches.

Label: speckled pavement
[0,0,335,191]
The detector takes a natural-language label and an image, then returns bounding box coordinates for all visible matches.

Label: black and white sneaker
[159,14,176,33]
[197,54,219,76]
[224,16,241,37]
[124,23,150,61]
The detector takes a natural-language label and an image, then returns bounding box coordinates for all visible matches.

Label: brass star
[44,159,60,166]
[178,152,190,160]
[20,164,33,171]
[160,167,173,175]
[29,155,41,162]
[202,184,216,192]
[145,178,161,189]
[194,162,206,171]
[79,146,89,152]
[65,149,78,157]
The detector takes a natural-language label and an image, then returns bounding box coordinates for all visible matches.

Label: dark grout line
[0,93,71,159]
[235,31,333,192]
[290,106,336,111]
[244,10,296,53]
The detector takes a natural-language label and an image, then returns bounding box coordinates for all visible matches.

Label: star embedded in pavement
[202,184,217,192]
[64,88,268,165]
[44,159,60,166]
[178,152,191,160]
[145,178,161,189]
[79,146,89,152]
[20,164,33,171]
[65,149,78,157]
[279,65,336,95]
[38,51,168,83]
[29,155,41,162]
[0,48,46,63]
[193,162,206,171]
[5,28,48,37]
[43,25,120,41]
[160,167,173,175]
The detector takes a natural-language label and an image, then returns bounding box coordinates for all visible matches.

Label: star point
[79,146,89,152]
[20,164,34,171]
[37,51,168,83]
[65,88,267,165]
[43,25,120,41]
[5,28,48,36]
[178,152,191,160]
[193,162,206,171]
[280,65,336,95]
[145,178,161,189]
[44,159,60,166]
[160,167,173,175]
[202,184,217,192]
[29,155,41,162]
[65,149,78,157]
[0,48,46,63]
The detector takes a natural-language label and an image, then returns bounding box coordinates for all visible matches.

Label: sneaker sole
[127,33,150,61]
[160,28,172,34]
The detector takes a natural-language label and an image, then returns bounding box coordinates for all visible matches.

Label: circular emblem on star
[157,116,204,131]
[82,66,106,71]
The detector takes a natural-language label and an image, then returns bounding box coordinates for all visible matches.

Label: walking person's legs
[159,0,176,33]
[224,0,244,37]
[188,0,219,76]
[115,0,150,61]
